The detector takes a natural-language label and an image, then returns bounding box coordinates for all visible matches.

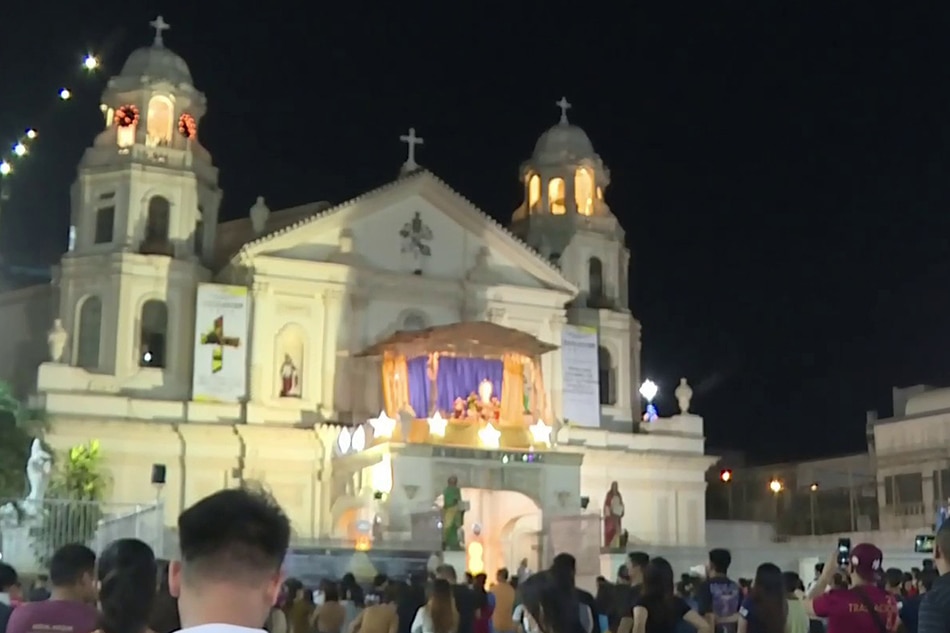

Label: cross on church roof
[556,96,572,124]
[399,127,424,171]
[150,15,171,47]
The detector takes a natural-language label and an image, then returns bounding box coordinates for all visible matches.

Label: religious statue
[603,481,625,550]
[47,319,68,363]
[522,360,534,414]
[279,354,300,398]
[24,439,52,512]
[441,475,464,550]
[451,379,501,423]
[399,211,433,275]
[675,377,693,414]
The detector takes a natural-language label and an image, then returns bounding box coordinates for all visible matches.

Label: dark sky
[3,3,950,463]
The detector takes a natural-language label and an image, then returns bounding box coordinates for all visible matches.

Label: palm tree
[0,381,44,499]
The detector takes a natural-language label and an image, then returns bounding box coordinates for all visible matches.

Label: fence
[0,498,165,572]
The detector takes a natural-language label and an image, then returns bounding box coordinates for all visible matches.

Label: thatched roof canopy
[355,321,557,359]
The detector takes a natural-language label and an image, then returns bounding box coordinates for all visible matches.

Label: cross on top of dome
[150,15,171,47]
[556,97,572,124]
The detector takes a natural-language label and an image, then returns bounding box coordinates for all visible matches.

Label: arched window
[528,174,541,211]
[401,312,428,331]
[76,296,102,369]
[146,96,174,147]
[139,300,168,368]
[598,346,615,406]
[145,196,171,243]
[548,178,566,215]
[588,257,604,304]
[574,168,594,216]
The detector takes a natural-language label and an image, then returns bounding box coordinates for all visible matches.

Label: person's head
[0,563,19,600]
[642,557,675,598]
[323,582,340,602]
[49,543,97,602]
[435,564,457,584]
[616,564,631,584]
[934,522,950,575]
[464,572,474,586]
[782,571,802,596]
[884,568,903,594]
[497,568,509,582]
[550,554,576,591]
[847,543,883,587]
[750,563,786,633]
[427,578,457,633]
[707,548,732,577]
[381,583,400,604]
[373,574,388,590]
[814,562,824,579]
[97,538,158,633]
[626,551,649,585]
[35,574,48,589]
[169,486,291,629]
[520,558,528,567]
[519,571,580,633]
[918,568,938,593]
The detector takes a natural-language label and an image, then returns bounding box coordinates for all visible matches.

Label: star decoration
[478,423,501,449]
[529,420,553,446]
[427,411,448,437]
[370,411,396,439]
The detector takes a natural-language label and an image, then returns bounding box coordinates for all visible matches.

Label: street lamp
[639,379,658,422]
[720,469,734,519]
[769,479,783,494]
[720,469,732,483]
[809,482,819,535]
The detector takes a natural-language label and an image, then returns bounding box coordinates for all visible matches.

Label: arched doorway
[435,487,541,579]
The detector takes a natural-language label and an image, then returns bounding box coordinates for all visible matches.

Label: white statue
[675,377,693,414]
[397,405,415,442]
[249,195,270,234]
[47,319,68,363]
[25,439,53,507]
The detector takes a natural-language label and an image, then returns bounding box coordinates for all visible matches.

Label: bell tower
[57,16,220,396]
[510,99,640,429]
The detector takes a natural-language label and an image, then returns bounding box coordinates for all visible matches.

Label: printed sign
[561,325,601,428]
[192,284,249,402]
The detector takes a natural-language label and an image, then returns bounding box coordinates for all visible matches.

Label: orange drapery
[531,357,548,421]
[381,352,411,416]
[500,353,525,426]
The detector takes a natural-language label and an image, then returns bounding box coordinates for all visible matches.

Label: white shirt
[176,625,267,633]
[411,606,447,633]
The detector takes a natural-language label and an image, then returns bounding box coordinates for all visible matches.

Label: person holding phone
[800,544,901,633]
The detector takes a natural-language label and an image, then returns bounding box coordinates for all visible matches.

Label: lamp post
[720,469,734,519]
[639,379,658,422]
[769,479,783,531]
[809,482,819,535]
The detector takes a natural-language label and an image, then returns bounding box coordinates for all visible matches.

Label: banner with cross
[192,284,249,402]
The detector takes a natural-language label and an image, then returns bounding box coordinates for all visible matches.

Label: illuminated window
[528,174,541,211]
[549,178,566,215]
[76,296,102,369]
[139,300,168,368]
[146,96,174,147]
[117,124,135,149]
[575,168,594,216]
[596,187,604,200]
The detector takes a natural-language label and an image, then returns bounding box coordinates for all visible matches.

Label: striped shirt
[918,572,950,633]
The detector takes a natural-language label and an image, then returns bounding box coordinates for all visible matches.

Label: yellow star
[427,411,448,437]
[478,423,501,449]
[529,420,552,446]
[370,411,396,439]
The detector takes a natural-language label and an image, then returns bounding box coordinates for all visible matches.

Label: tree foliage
[0,381,46,499]
[32,441,107,566]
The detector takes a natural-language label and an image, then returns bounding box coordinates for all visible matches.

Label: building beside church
[1,19,715,575]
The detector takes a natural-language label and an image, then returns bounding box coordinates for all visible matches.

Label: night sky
[3,3,950,463]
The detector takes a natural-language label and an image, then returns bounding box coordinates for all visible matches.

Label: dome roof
[120,44,192,85]
[531,122,596,164]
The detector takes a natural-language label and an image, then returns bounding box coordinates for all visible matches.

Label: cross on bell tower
[399,127,425,175]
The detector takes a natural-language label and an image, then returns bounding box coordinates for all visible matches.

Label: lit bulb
[82,55,100,71]
[25,129,37,140]
[0,161,11,176]
[12,143,26,157]
[59,88,72,100]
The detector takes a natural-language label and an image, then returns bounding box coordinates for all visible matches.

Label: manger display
[356,321,556,433]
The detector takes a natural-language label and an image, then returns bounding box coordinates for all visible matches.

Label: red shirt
[813,586,900,633]
[6,599,99,633]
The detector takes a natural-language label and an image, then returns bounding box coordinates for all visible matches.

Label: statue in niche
[603,481,625,550]
[522,359,534,414]
[279,354,301,398]
[441,475,465,551]
[399,211,433,275]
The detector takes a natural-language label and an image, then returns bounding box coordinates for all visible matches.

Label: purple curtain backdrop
[436,357,504,412]
[407,356,431,416]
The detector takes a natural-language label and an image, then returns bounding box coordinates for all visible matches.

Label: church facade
[5,20,714,573]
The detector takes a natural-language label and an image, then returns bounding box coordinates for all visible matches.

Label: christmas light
[25,129,37,140]
[59,88,72,101]
[12,144,26,158]
[82,55,100,71]
[0,162,10,176]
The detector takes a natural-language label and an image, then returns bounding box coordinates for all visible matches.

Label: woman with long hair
[312,582,347,633]
[284,579,315,633]
[738,563,787,633]
[411,578,458,633]
[631,558,709,633]
[97,539,158,633]
[518,571,585,633]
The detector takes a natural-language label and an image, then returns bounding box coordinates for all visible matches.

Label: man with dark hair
[696,548,740,633]
[901,567,937,633]
[28,575,50,602]
[7,544,98,633]
[0,563,19,633]
[169,487,291,632]
[551,553,601,633]
[920,522,950,632]
[491,568,515,633]
[435,565,474,633]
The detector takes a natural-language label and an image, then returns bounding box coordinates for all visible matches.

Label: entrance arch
[435,487,541,578]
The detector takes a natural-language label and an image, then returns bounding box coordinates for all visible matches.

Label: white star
[427,411,448,437]
[370,411,396,439]
[529,420,553,446]
[478,423,501,449]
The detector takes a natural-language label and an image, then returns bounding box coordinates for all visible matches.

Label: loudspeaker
[151,463,167,485]
[373,491,384,500]
[580,496,590,510]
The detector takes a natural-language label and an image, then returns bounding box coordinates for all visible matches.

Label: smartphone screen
[837,538,852,566]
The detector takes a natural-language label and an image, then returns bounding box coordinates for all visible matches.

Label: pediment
[236,171,577,295]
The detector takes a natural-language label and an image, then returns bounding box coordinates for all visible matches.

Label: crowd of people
[3,487,950,633]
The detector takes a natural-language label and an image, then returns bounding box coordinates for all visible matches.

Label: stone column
[247,281,269,402]
[321,290,343,418]
[345,294,369,419]
[548,314,566,421]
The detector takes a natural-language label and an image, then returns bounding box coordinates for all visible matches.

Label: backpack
[708,579,741,633]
